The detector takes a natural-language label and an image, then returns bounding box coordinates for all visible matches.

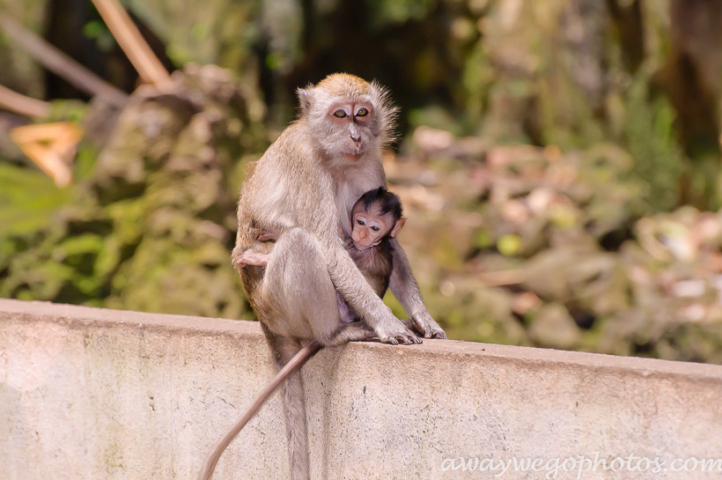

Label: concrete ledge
[1,298,722,479]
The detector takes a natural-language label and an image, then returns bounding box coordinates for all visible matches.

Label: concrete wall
[1,298,722,480]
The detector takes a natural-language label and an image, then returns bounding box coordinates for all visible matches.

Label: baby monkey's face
[350,202,404,250]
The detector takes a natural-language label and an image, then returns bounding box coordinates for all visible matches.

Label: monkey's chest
[336,178,384,234]
[348,245,392,297]
[363,271,390,298]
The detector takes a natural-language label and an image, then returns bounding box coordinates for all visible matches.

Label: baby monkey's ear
[389,217,406,237]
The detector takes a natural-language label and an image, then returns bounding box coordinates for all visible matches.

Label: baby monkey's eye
[333,110,347,118]
[357,219,365,226]
[371,226,380,232]
[356,108,369,117]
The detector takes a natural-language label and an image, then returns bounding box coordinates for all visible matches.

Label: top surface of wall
[1,298,722,480]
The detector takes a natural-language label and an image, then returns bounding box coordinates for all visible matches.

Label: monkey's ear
[389,217,406,237]
[297,87,314,117]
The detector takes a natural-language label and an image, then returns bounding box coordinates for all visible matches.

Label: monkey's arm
[320,234,420,345]
[388,238,447,339]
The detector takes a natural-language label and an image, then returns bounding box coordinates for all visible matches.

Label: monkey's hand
[409,312,447,339]
[234,250,271,268]
[373,315,422,345]
[255,226,282,242]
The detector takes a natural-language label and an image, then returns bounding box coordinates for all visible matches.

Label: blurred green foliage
[624,72,685,212]
[0,163,73,238]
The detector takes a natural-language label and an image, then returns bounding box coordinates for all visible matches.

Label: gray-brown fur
[335,188,403,323]
[347,235,393,297]
[337,235,393,323]
[214,73,445,480]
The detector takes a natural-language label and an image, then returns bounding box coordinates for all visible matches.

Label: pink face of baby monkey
[350,200,405,250]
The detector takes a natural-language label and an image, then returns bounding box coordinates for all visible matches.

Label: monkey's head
[297,73,397,162]
[350,187,405,250]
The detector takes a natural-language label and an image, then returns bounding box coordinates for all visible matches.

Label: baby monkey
[336,186,405,323]
[236,186,406,318]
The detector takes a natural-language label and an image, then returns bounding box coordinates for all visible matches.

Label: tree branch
[90,0,172,85]
[0,14,128,107]
[0,84,50,119]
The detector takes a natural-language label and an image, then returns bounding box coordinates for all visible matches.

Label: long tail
[198,339,322,480]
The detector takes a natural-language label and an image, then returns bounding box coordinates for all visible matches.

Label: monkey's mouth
[352,240,379,250]
[342,142,366,161]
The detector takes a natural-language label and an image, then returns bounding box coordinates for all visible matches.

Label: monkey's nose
[350,133,361,142]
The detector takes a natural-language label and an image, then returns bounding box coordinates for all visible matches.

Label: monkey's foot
[410,313,448,339]
[234,251,271,268]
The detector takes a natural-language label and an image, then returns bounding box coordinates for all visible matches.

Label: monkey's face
[325,101,378,161]
[350,203,403,250]
[297,76,397,161]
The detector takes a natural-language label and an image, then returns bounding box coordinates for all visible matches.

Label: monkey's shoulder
[254,124,333,188]
[237,122,337,233]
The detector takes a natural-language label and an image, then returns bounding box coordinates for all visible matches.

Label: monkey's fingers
[430,330,448,339]
[411,315,448,339]
[376,323,421,345]
[397,332,422,344]
[421,325,447,339]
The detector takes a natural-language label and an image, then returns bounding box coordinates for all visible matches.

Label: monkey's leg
[260,227,344,344]
[258,227,346,480]
[337,292,359,324]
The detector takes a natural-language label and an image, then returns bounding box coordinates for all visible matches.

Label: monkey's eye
[357,219,365,226]
[371,226,380,232]
[356,108,369,117]
[333,110,347,118]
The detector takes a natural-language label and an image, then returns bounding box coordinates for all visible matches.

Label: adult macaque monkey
[199,74,446,480]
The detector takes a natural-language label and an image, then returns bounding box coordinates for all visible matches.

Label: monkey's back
[234,122,341,300]
[236,122,337,245]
